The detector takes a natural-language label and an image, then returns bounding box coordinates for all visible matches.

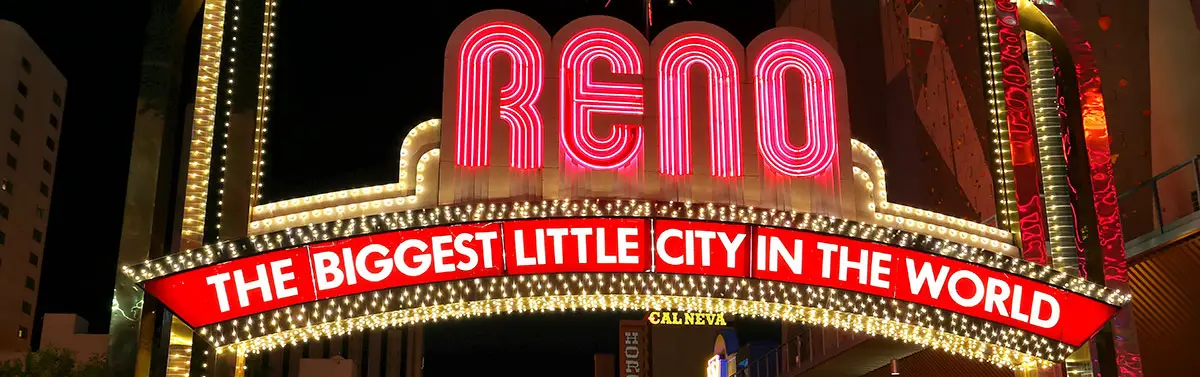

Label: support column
[107,0,206,376]
[405,326,424,377]
[234,352,247,377]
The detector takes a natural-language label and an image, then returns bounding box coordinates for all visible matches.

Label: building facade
[763,1,1200,376]
[39,314,109,362]
[0,20,65,355]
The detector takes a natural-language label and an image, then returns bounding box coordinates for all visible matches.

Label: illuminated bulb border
[204,275,1065,370]
[180,0,230,246]
[248,0,279,205]
[247,119,442,230]
[125,199,1129,308]
[212,0,250,232]
[242,118,1013,253]
[977,0,1020,235]
[1025,33,1078,272]
[850,140,1015,254]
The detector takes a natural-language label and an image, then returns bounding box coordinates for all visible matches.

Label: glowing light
[455,22,545,169]
[993,0,1049,264]
[560,28,645,170]
[1025,33,1078,272]
[180,0,230,249]
[753,39,838,177]
[658,34,741,177]
[977,0,1019,234]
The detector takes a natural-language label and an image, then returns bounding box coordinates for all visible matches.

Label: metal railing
[1117,155,1200,238]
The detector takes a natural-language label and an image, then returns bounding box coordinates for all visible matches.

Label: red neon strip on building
[658,34,742,177]
[455,22,545,169]
[752,39,839,178]
[993,1,1049,265]
[560,28,646,170]
[1056,9,1141,374]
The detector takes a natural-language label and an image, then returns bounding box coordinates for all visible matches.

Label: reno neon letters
[449,17,839,177]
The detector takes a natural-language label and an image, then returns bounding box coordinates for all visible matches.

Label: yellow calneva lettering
[645,311,726,326]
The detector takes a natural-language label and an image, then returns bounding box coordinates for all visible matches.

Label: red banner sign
[144,218,1118,346]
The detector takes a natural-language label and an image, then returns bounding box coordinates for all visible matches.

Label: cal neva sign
[647,311,728,326]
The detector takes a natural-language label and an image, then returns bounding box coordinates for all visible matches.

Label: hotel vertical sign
[619,320,649,377]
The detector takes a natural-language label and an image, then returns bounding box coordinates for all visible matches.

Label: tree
[0,346,105,377]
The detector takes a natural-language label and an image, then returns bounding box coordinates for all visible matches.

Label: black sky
[2,0,779,375]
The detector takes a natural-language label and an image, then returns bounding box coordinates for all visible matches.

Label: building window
[24,277,35,290]
[0,231,6,245]
[39,182,48,196]
[9,129,20,145]
[32,229,42,243]
[17,81,27,98]
[49,115,58,129]
[28,253,37,266]
[20,57,31,73]
[13,105,24,122]
[21,301,31,315]
[1,179,10,194]
[0,203,9,219]
[6,154,16,169]
[42,159,51,173]
[18,326,28,340]
[52,92,62,107]
[45,137,55,151]
[36,206,46,221]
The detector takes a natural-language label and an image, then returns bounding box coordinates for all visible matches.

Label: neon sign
[145,217,1117,347]
[446,14,840,177]
[126,11,1134,366]
[455,22,544,169]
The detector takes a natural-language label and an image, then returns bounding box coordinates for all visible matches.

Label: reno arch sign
[438,10,853,212]
[446,12,838,175]
[127,10,1131,368]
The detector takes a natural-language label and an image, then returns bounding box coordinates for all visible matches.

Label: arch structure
[975,1,1145,376]
[126,10,1130,372]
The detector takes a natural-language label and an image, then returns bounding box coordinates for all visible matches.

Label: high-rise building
[0,20,66,354]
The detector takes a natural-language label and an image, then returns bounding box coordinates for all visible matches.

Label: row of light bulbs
[247,0,280,204]
[125,198,1130,308]
[977,1,1022,237]
[1026,32,1081,272]
[247,120,442,233]
[179,0,230,246]
[849,140,1016,255]
[203,274,1062,370]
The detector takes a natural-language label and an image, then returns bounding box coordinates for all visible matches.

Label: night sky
[2,0,780,375]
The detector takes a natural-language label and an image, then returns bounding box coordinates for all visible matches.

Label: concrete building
[39,314,108,362]
[758,1,1200,376]
[0,20,66,355]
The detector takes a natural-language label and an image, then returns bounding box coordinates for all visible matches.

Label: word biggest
[447,11,841,178]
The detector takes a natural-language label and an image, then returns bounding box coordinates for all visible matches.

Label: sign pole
[107,0,206,375]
